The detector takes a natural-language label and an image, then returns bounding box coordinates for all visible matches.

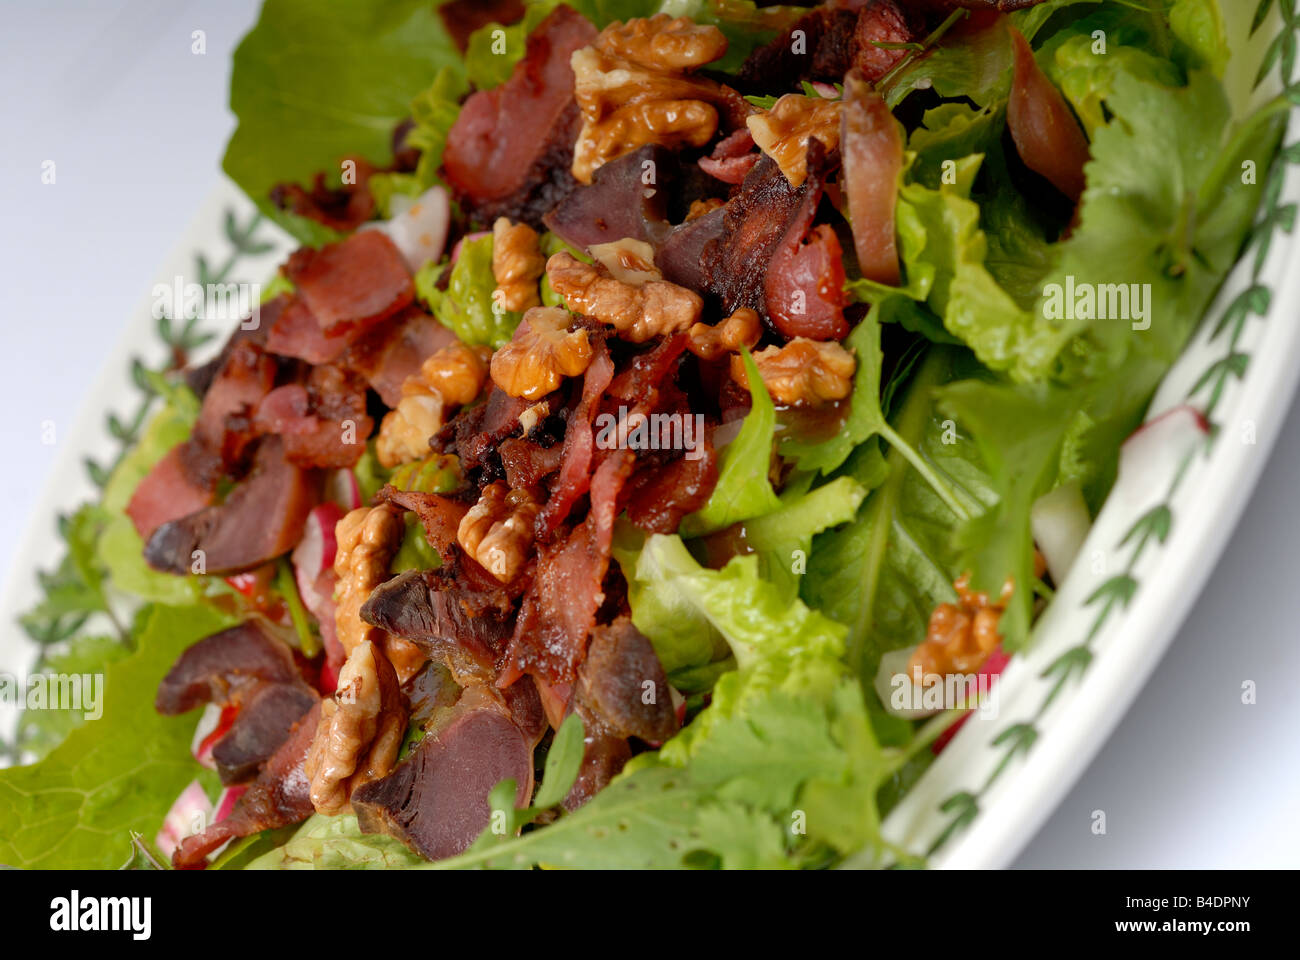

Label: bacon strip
[535,340,614,537]
[442,5,597,229]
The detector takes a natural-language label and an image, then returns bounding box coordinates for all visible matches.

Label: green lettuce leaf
[367,67,468,217]
[223,0,464,244]
[680,349,781,536]
[0,603,236,868]
[416,234,522,348]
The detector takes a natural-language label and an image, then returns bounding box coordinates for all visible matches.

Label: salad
[0,0,1285,870]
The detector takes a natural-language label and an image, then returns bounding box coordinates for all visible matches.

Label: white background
[0,0,1296,868]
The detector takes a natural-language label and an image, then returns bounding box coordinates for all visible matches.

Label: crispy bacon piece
[375,486,468,553]
[624,442,718,534]
[342,306,456,407]
[172,702,321,869]
[126,446,216,542]
[655,206,726,293]
[190,337,279,479]
[283,230,414,337]
[698,128,759,185]
[1007,24,1090,203]
[535,341,614,537]
[737,2,917,92]
[253,365,374,469]
[442,6,598,229]
[502,336,686,689]
[499,436,565,490]
[434,386,533,477]
[270,156,377,234]
[766,220,850,340]
[144,436,322,576]
[439,0,526,53]
[265,295,349,365]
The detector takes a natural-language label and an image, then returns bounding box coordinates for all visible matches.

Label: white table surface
[1,0,1296,869]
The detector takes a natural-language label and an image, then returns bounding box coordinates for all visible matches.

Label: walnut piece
[588,238,661,287]
[908,556,1047,681]
[492,217,545,313]
[686,196,725,221]
[687,307,761,361]
[546,251,701,342]
[305,640,407,816]
[731,337,855,406]
[457,481,540,583]
[376,341,489,467]
[747,94,842,187]
[490,306,593,401]
[571,15,735,184]
[334,504,405,656]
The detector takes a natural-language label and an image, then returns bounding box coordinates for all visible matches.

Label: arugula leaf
[223,0,464,244]
[680,349,782,536]
[0,603,235,869]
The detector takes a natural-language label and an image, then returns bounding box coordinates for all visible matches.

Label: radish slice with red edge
[155,780,213,859]
[325,469,362,511]
[932,648,1012,755]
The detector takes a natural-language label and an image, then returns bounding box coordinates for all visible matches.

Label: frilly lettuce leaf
[416,234,522,348]
[368,67,467,217]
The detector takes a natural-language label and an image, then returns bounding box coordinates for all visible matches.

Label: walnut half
[305,640,407,816]
[546,251,702,342]
[731,337,856,407]
[490,306,593,401]
[457,481,540,584]
[571,15,736,184]
[747,94,842,187]
[334,504,405,657]
[492,217,545,313]
[376,341,490,468]
[687,307,761,362]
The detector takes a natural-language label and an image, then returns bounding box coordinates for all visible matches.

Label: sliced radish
[1118,405,1210,491]
[809,81,840,99]
[213,785,247,824]
[1031,482,1091,585]
[670,685,687,727]
[932,648,1012,755]
[292,503,344,584]
[191,702,239,770]
[155,780,214,859]
[874,646,939,720]
[326,469,363,511]
[370,186,451,272]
